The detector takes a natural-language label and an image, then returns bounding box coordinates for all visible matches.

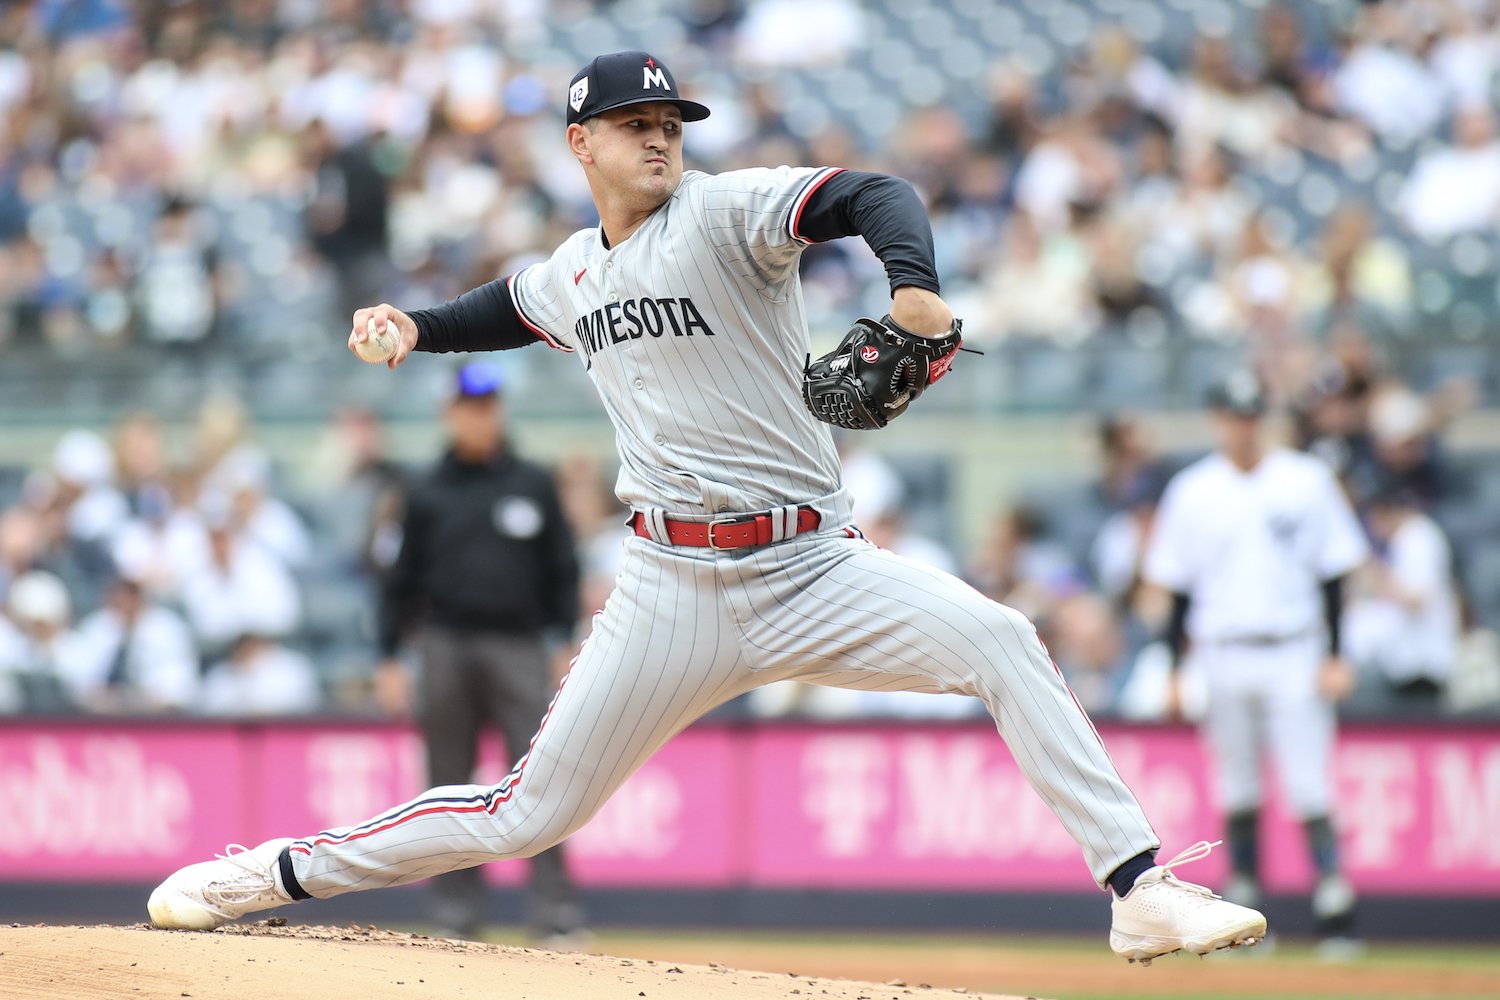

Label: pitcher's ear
[567,122,594,164]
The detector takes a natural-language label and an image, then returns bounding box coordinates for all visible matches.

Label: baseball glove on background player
[801,314,966,430]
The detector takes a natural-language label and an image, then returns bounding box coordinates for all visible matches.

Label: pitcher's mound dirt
[0,923,1038,1000]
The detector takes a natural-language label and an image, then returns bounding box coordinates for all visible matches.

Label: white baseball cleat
[1109,841,1268,966]
[148,838,296,930]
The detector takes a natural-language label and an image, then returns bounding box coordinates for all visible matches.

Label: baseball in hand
[355,316,399,364]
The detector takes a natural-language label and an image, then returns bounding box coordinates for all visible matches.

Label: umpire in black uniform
[376,361,585,944]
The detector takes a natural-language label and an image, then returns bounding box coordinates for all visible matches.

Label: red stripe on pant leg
[1037,635,1109,752]
[291,631,598,856]
[485,667,575,812]
[295,802,493,852]
[1035,636,1159,854]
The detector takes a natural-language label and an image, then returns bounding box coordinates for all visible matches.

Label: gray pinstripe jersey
[510,166,845,516]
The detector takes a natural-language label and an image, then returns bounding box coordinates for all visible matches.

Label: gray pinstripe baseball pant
[287,528,1160,893]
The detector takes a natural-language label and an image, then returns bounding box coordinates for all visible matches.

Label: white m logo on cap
[643,66,670,90]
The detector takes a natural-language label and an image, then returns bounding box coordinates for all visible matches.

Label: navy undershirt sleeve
[407,277,537,354]
[1322,575,1345,657]
[1166,591,1191,671]
[795,170,941,295]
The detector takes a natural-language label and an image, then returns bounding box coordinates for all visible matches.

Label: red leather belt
[630,507,821,549]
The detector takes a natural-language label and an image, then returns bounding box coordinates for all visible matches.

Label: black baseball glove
[801,314,965,430]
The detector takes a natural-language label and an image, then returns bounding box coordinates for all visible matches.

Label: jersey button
[654,434,666,445]
[608,293,618,302]
[633,377,644,389]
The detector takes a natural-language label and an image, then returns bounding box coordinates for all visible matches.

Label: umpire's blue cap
[455,361,503,399]
[566,51,711,127]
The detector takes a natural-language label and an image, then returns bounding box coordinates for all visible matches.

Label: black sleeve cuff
[278,845,313,900]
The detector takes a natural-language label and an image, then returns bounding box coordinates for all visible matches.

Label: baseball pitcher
[148,51,1265,965]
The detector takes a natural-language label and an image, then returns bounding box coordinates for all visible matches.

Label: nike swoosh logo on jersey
[574,268,587,285]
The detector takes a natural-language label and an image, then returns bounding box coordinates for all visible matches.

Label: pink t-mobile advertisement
[1,721,1496,895]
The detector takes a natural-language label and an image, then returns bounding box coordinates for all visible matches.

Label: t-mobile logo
[801,736,889,857]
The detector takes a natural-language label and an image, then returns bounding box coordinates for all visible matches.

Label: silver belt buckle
[706,516,743,550]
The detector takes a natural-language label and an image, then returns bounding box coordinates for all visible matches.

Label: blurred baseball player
[149,51,1265,964]
[1144,371,1369,954]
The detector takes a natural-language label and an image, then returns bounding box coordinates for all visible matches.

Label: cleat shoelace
[206,844,277,905]
[1151,840,1226,906]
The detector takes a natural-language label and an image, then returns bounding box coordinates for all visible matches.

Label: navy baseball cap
[566,51,711,127]
[455,361,503,399]
[1207,369,1268,416]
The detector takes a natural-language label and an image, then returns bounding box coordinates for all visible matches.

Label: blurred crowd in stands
[0,401,358,715]
[1,0,1499,719]
[2,0,1499,365]
[1,369,1496,720]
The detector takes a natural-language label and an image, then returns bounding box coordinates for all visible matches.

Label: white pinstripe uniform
[1144,448,1369,817]
[285,166,1162,896]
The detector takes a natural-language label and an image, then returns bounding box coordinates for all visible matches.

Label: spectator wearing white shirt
[1344,485,1460,714]
[10,479,114,618]
[199,634,321,716]
[209,450,312,570]
[1400,105,1500,242]
[136,199,216,345]
[0,571,80,714]
[108,472,213,602]
[0,46,28,118]
[1012,117,1122,234]
[63,570,199,714]
[1332,7,1447,146]
[1427,7,1499,109]
[51,430,130,546]
[734,0,865,68]
[180,501,301,655]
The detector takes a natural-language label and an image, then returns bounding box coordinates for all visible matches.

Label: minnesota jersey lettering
[571,295,717,362]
